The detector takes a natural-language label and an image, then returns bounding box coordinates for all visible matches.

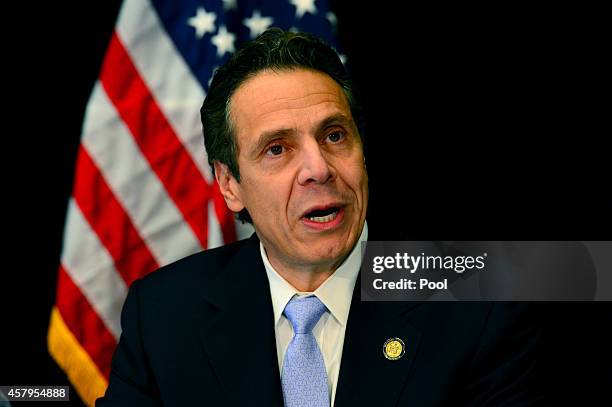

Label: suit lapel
[335,274,423,407]
[196,234,284,407]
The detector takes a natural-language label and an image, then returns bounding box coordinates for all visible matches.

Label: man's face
[217,68,368,272]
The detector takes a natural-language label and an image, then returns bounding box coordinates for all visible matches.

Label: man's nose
[296,141,335,185]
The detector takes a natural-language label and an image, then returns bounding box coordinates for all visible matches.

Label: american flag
[47,0,339,405]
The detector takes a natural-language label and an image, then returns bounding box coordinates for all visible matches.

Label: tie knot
[283,295,327,334]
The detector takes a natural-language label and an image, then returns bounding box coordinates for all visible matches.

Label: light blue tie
[281,295,330,407]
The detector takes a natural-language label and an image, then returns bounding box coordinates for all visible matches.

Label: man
[98,29,541,406]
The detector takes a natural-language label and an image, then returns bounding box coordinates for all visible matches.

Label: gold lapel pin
[383,337,405,360]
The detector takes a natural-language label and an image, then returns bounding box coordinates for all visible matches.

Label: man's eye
[327,131,345,143]
[266,144,284,156]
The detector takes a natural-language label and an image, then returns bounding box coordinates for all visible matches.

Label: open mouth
[303,207,341,223]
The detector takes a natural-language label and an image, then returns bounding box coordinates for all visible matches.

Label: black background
[3,1,610,405]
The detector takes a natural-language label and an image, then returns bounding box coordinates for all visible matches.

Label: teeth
[307,210,338,223]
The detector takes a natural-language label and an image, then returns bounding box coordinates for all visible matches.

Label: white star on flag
[290,0,317,18]
[222,0,238,11]
[212,25,236,57]
[326,11,337,28]
[243,10,274,38]
[187,7,217,39]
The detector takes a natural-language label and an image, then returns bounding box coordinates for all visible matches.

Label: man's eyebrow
[317,113,353,131]
[250,128,296,156]
[249,113,354,156]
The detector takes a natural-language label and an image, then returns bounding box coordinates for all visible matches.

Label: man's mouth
[304,207,341,223]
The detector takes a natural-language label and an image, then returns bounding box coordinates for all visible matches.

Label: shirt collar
[261,222,368,328]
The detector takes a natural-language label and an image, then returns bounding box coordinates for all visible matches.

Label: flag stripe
[48,307,108,407]
[207,200,224,249]
[61,199,129,337]
[116,0,213,183]
[55,265,117,378]
[100,32,212,248]
[73,146,159,286]
[82,83,202,265]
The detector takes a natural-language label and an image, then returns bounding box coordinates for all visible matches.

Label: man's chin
[302,244,352,270]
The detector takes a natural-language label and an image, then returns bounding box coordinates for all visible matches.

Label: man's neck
[260,222,367,292]
[269,258,345,292]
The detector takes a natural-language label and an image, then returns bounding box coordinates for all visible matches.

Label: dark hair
[201,28,362,224]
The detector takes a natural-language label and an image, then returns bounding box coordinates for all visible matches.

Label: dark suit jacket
[97,233,543,406]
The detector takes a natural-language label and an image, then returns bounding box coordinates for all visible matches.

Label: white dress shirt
[260,222,367,407]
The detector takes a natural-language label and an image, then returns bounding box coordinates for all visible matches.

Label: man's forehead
[229,69,353,144]
[231,69,349,114]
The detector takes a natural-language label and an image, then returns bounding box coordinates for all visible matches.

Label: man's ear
[214,162,245,213]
